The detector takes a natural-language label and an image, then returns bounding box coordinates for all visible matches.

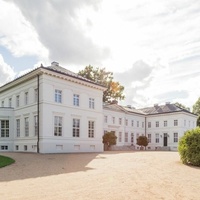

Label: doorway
[163,133,168,146]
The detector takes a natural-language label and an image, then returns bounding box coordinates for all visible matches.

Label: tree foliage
[78,65,125,103]
[178,127,200,166]
[192,97,200,126]
[175,102,190,111]
[136,136,148,148]
[102,132,117,147]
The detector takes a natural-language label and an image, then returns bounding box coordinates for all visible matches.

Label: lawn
[0,155,15,168]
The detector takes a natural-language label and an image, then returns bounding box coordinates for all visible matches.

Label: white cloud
[0,54,15,86]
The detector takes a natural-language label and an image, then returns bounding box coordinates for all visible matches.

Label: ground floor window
[1,145,8,150]
[54,116,62,136]
[16,119,20,137]
[25,117,29,137]
[131,133,134,143]
[155,133,159,143]
[125,132,128,142]
[174,133,178,143]
[118,132,122,142]
[73,118,80,137]
[0,120,9,138]
[148,134,151,143]
[88,121,94,138]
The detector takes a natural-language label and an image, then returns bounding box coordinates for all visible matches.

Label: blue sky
[0,0,200,109]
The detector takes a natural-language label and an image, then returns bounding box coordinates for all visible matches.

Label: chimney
[51,61,59,67]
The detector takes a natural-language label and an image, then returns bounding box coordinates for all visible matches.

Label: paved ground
[0,151,200,200]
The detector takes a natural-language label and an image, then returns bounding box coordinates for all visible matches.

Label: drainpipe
[37,75,40,153]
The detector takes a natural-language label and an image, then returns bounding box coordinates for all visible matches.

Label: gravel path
[0,151,199,200]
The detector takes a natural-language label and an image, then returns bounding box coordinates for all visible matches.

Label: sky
[0,0,200,109]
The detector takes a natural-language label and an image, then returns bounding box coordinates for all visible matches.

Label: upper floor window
[1,101,4,107]
[55,89,62,103]
[118,132,122,142]
[0,120,9,137]
[112,117,115,124]
[54,116,62,136]
[125,119,128,126]
[125,132,128,142]
[137,121,139,127]
[9,98,12,107]
[88,121,95,138]
[142,122,144,128]
[174,133,178,143]
[25,92,28,105]
[174,120,178,126]
[34,89,38,102]
[164,121,167,127]
[89,98,95,109]
[73,94,79,106]
[73,118,80,137]
[156,121,159,127]
[119,118,122,125]
[104,116,107,123]
[148,122,151,128]
[16,95,20,107]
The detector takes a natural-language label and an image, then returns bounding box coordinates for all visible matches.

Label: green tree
[193,97,200,126]
[102,132,117,150]
[178,127,200,166]
[136,136,148,150]
[78,65,125,103]
[175,102,190,111]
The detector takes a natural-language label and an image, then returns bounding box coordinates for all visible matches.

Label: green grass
[0,155,15,168]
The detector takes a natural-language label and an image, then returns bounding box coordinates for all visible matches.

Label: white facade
[0,62,105,153]
[103,103,197,151]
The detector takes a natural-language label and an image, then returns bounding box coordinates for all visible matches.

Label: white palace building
[0,62,197,153]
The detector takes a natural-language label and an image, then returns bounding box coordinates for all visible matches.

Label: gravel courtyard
[0,151,199,200]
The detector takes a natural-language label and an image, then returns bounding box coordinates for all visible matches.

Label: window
[131,120,134,127]
[54,116,62,136]
[174,133,178,143]
[104,116,108,123]
[34,89,38,102]
[73,94,79,106]
[24,145,27,151]
[89,98,95,109]
[137,121,139,127]
[16,145,19,150]
[9,98,12,107]
[1,120,9,137]
[55,89,62,103]
[88,121,94,138]
[147,134,151,143]
[155,133,159,143]
[136,133,139,139]
[125,132,128,142]
[112,117,115,124]
[156,121,159,127]
[125,119,128,126]
[164,121,167,127]
[119,118,122,125]
[73,119,80,137]
[16,119,20,137]
[1,146,8,150]
[25,92,28,105]
[142,122,144,128]
[25,117,29,137]
[1,101,4,107]
[131,133,134,143]
[118,132,122,142]
[16,95,20,107]
[174,120,178,126]
[148,122,151,128]
[34,116,38,136]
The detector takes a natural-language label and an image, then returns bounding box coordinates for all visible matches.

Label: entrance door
[163,133,168,146]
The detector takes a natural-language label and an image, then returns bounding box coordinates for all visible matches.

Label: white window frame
[9,98,12,107]
[16,95,20,107]
[118,132,122,142]
[119,118,122,125]
[112,117,115,124]
[34,115,38,136]
[25,117,29,137]
[0,120,9,137]
[131,120,134,127]
[89,98,95,109]
[174,133,178,143]
[148,122,151,128]
[125,132,128,142]
[148,134,151,143]
[55,89,62,103]
[174,120,178,126]
[34,89,38,102]
[155,133,159,143]
[88,120,95,138]
[137,121,139,127]
[16,119,20,137]
[73,94,79,106]
[73,118,80,137]
[164,120,167,127]
[156,121,159,127]
[25,92,28,105]
[54,116,62,136]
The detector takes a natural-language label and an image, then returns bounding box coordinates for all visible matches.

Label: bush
[137,136,148,149]
[102,132,117,149]
[178,127,200,166]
